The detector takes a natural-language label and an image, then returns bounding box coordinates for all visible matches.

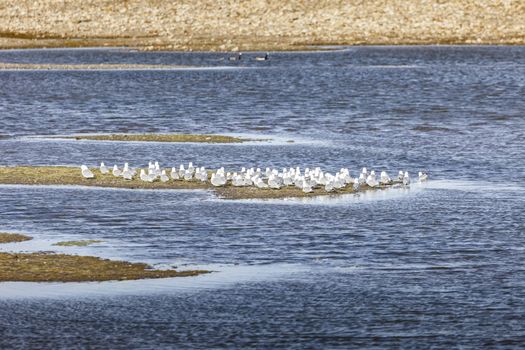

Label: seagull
[255,52,269,61]
[210,173,224,187]
[352,178,360,191]
[366,172,378,187]
[397,170,404,181]
[418,171,428,182]
[99,162,109,174]
[198,167,208,182]
[80,165,95,179]
[121,163,133,180]
[184,169,193,181]
[140,169,149,182]
[302,181,313,193]
[160,170,169,182]
[358,173,366,185]
[254,177,268,189]
[324,180,335,193]
[170,167,179,180]
[403,171,411,186]
[268,175,281,189]
[380,171,391,185]
[122,170,133,180]
[112,165,122,177]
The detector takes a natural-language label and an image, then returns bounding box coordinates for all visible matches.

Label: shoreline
[0,39,524,53]
[0,62,191,70]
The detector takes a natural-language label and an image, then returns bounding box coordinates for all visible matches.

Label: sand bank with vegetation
[0,232,32,244]
[54,134,260,143]
[0,1,523,51]
[0,232,208,282]
[0,166,396,200]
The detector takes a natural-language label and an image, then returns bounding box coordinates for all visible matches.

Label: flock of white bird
[81,162,429,194]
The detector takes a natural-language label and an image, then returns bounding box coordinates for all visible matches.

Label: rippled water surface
[0,47,524,349]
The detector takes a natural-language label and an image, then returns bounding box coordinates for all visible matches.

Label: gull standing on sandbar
[81,165,95,179]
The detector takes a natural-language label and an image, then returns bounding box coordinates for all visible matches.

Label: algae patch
[57,133,262,143]
[0,252,209,282]
[53,240,103,247]
[0,232,33,244]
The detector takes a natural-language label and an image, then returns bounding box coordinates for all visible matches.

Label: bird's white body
[380,171,391,185]
[112,165,121,177]
[160,170,169,182]
[99,162,109,174]
[403,171,411,186]
[81,165,95,179]
[171,167,179,180]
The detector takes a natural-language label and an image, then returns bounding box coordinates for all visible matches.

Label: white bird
[178,164,185,178]
[324,181,335,192]
[80,165,94,179]
[397,170,404,181]
[366,171,378,187]
[210,173,224,187]
[268,175,281,189]
[121,163,133,180]
[112,165,121,177]
[358,173,366,185]
[147,168,158,181]
[418,172,428,182]
[140,169,149,182]
[99,162,109,174]
[198,167,208,182]
[380,171,391,185]
[254,177,268,189]
[302,181,313,193]
[154,162,161,176]
[160,170,169,182]
[231,173,242,187]
[122,170,133,180]
[170,167,179,180]
[403,171,411,186]
[352,178,360,191]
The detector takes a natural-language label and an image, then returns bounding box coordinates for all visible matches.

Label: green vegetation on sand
[53,240,103,247]
[57,133,261,143]
[0,251,209,282]
[0,232,33,244]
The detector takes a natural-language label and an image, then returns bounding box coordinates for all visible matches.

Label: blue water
[0,46,524,349]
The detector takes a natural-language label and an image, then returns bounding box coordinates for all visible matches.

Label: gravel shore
[0,0,523,51]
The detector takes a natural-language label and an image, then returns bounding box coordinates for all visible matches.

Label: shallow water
[0,46,524,349]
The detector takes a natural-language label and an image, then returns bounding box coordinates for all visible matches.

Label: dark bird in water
[255,52,269,61]
[229,52,242,61]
